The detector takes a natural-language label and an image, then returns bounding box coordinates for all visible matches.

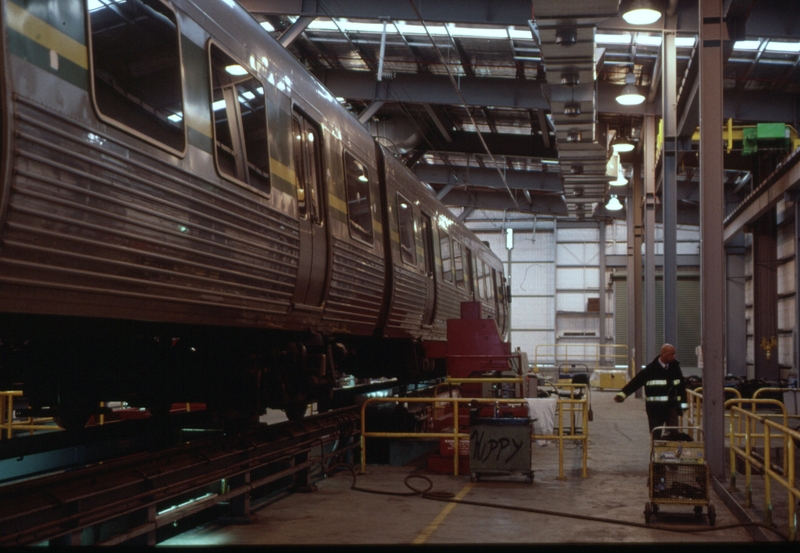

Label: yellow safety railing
[359,384,590,480]
[728,404,799,540]
[0,391,59,438]
[532,343,630,378]
[684,387,742,436]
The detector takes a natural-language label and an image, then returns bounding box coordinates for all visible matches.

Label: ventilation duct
[531,0,619,218]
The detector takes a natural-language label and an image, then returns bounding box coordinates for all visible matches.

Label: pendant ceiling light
[612,134,635,153]
[606,152,620,178]
[606,195,624,211]
[609,165,628,186]
[616,72,645,106]
[622,0,662,25]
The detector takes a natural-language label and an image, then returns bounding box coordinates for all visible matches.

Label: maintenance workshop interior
[0,0,798,547]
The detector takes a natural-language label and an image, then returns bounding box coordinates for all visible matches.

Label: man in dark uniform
[614,343,688,438]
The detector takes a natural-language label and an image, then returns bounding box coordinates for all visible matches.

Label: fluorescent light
[734,40,761,51]
[260,21,275,32]
[212,99,226,111]
[241,91,255,100]
[168,113,183,123]
[675,36,696,48]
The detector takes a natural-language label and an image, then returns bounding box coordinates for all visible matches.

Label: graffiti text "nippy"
[470,429,523,464]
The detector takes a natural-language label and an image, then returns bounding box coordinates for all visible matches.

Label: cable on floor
[326,463,790,542]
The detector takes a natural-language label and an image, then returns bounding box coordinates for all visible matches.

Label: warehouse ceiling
[240,0,800,226]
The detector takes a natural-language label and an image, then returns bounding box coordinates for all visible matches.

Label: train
[0,0,508,428]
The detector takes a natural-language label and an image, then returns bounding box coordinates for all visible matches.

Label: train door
[420,213,436,326]
[291,110,329,308]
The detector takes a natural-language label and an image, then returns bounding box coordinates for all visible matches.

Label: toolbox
[468,409,534,484]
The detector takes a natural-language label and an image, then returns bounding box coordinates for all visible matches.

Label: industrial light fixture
[555,28,577,46]
[564,102,581,117]
[616,71,645,105]
[561,71,580,86]
[570,163,584,175]
[567,129,582,143]
[622,0,662,25]
[609,165,628,186]
[606,152,620,178]
[606,195,623,211]
[612,134,635,153]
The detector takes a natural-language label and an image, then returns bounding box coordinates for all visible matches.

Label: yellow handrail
[728,405,799,540]
[532,343,630,378]
[0,391,58,438]
[359,386,590,480]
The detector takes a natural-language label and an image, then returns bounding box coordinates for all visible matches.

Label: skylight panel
[675,36,696,48]
[765,41,800,53]
[596,33,632,45]
[734,40,761,50]
[635,35,662,47]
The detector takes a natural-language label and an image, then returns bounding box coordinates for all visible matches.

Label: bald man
[614,343,689,438]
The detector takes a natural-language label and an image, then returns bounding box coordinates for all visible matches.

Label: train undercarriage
[0,314,438,430]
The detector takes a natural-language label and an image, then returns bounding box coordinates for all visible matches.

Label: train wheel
[145,398,173,418]
[708,503,716,526]
[54,387,93,430]
[285,402,308,421]
[644,502,651,524]
[53,404,92,430]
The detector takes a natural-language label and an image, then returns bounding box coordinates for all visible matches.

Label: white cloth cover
[526,397,557,445]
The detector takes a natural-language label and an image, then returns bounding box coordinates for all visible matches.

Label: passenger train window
[485,263,494,301]
[453,241,464,288]
[344,152,374,243]
[397,194,416,265]
[209,44,270,193]
[440,231,452,283]
[473,255,481,299]
[88,0,185,153]
[292,112,322,223]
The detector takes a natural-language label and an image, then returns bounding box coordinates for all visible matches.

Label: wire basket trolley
[644,426,715,526]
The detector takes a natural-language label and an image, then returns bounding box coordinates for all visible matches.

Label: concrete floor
[161,390,761,546]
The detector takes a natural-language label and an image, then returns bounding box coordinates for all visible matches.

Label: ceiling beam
[412,164,563,192]
[437,188,568,215]
[239,0,534,26]
[312,69,549,110]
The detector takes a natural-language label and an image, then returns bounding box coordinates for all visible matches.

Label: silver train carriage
[0,0,508,427]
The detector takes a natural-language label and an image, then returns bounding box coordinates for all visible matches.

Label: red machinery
[424,302,528,474]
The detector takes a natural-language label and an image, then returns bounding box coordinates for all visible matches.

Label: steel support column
[662,31,678,347]
[599,221,607,345]
[796,198,800,378]
[644,115,657,371]
[627,164,644,382]
[699,0,727,479]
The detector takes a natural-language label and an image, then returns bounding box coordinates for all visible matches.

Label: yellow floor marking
[411,481,474,544]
